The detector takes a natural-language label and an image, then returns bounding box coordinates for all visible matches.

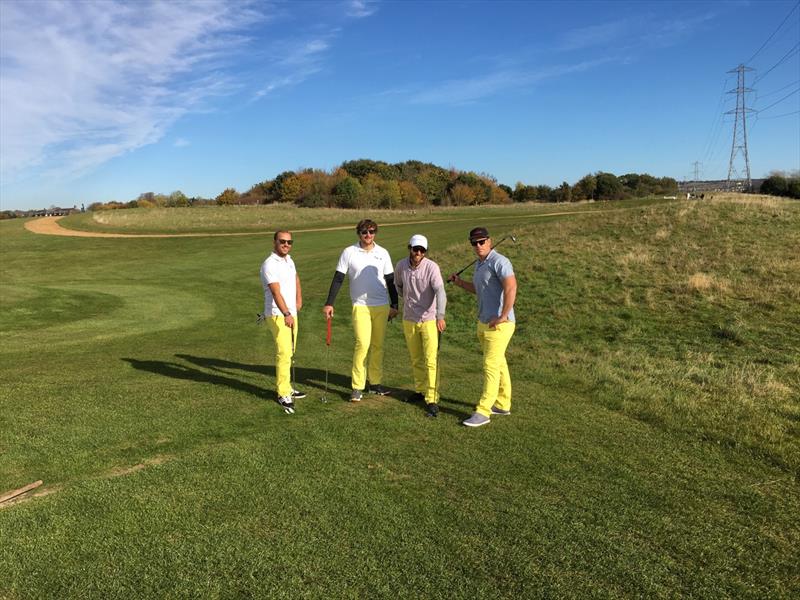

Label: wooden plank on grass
[0,480,43,504]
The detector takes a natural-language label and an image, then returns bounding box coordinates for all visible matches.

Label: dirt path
[25,209,612,239]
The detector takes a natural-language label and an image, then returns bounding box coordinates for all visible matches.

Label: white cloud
[174,138,191,148]
[409,59,613,105]
[346,0,378,18]
[0,0,265,183]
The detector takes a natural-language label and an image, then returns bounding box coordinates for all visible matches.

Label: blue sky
[1,0,798,210]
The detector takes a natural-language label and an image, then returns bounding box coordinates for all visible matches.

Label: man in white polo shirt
[323,219,398,401]
[260,230,305,414]
[395,234,447,417]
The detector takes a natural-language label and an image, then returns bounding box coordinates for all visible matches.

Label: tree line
[759,171,800,199]
[82,159,682,212]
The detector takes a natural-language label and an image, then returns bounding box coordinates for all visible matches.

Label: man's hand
[284,315,295,328]
[487,315,507,329]
[323,305,334,319]
[448,274,459,284]
[437,318,446,333]
[388,307,399,321]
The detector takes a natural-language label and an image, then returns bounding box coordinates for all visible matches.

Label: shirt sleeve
[494,256,515,280]
[394,260,404,296]
[432,263,446,318]
[335,248,350,274]
[261,259,280,284]
[382,249,393,276]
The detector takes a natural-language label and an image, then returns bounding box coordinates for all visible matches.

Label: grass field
[1,196,798,598]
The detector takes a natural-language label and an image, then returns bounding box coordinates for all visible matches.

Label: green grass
[1,197,798,598]
[58,198,664,235]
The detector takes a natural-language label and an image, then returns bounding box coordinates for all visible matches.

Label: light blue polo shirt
[473,250,515,324]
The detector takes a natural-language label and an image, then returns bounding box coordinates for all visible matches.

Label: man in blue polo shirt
[449,227,517,427]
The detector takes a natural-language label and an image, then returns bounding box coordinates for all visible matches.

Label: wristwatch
[283,311,291,316]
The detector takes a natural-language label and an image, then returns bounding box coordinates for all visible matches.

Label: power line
[746,1,800,65]
[757,79,800,98]
[756,109,800,120]
[753,42,800,85]
[757,87,800,113]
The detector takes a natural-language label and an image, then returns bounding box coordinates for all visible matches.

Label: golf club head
[510,235,517,243]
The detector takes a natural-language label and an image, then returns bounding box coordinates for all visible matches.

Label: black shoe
[425,403,439,418]
[277,396,295,414]
[368,384,390,396]
[406,392,425,404]
[291,389,307,399]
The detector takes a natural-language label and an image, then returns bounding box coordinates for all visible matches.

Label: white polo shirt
[260,252,297,316]
[336,242,394,306]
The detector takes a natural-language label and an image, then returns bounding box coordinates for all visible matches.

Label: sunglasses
[359,229,377,235]
[409,246,426,253]
[470,238,489,247]
[277,239,293,245]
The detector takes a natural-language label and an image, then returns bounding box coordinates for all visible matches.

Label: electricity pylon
[726,64,754,192]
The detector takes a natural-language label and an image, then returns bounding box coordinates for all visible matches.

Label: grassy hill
[1,196,798,598]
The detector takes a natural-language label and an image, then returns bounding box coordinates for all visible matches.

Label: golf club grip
[326,317,332,345]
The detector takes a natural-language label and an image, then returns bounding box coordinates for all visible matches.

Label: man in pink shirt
[394,234,447,417]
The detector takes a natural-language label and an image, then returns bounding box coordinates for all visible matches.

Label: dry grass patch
[687,272,730,295]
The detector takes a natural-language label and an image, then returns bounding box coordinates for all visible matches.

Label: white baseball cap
[409,234,428,249]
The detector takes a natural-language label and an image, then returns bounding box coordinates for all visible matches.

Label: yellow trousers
[402,320,439,404]
[476,321,515,417]
[351,304,389,390]
[266,316,297,398]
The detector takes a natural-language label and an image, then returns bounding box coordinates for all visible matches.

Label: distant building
[20,206,79,218]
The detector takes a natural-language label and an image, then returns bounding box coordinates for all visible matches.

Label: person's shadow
[123,354,473,417]
[123,354,352,400]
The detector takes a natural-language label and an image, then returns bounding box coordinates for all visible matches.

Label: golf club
[322,317,331,403]
[290,323,297,395]
[447,235,518,282]
[430,329,442,417]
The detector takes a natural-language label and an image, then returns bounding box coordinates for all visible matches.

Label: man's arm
[487,274,517,328]
[323,271,345,318]
[295,274,302,311]
[384,273,399,319]
[268,282,295,328]
[449,275,476,294]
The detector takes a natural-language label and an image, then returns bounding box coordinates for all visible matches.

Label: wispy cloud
[174,138,191,148]
[408,59,613,105]
[346,0,378,18]
[558,20,631,52]
[557,12,716,53]
[0,0,266,183]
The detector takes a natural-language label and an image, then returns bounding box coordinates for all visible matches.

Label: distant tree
[297,169,333,208]
[513,182,537,202]
[399,180,425,205]
[448,183,477,206]
[136,199,155,209]
[498,183,513,198]
[273,171,302,203]
[341,159,400,181]
[573,174,597,200]
[760,174,789,197]
[216,188,240,205]
[553,181,572,203]
[415,167,451,205]
[787,178,800,199]
[333,176,363,208]
[167,190,189,207]
[595,172,625,200]
[379,179,402,208]
[490,185,511,204]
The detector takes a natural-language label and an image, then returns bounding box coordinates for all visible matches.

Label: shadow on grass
[124,354,352,400]
[123,354,474,417]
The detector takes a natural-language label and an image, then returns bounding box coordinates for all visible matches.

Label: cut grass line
[26,205,643,238]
